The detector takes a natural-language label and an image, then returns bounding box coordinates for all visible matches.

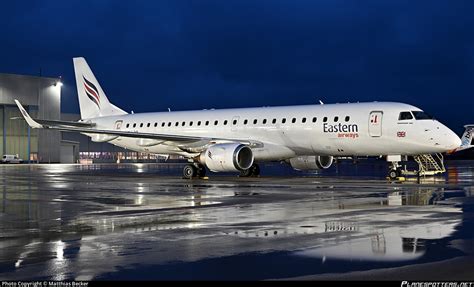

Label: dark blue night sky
[1,0,473,133]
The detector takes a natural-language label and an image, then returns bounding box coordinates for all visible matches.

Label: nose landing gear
[387,155,404,180]
[388,167,402,180]
[386,153,446,180]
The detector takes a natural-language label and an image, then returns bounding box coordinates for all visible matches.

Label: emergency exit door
[115,120,123,130]
[369,111,383,137]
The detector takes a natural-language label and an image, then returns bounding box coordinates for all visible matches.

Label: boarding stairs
[412,153,446,176]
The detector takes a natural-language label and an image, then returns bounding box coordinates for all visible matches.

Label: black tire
[396,168,402,178]
[197,164,206,177]
[239,168,252,177]
[183,164,197,179]
[240,164,260,177]
[388,169,398,180]
[251,164,260,177]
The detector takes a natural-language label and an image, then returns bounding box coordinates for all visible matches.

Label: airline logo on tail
[83,76,100,108]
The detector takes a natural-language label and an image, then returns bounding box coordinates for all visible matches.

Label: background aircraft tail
[73,57,127,119]
[455,124,474,152]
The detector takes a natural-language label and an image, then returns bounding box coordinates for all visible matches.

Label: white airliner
[15,57,473,179]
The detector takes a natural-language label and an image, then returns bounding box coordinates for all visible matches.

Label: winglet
[14,100,44,129]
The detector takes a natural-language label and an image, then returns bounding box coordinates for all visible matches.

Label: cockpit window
[398,111,413,120]
[412,111,433,120]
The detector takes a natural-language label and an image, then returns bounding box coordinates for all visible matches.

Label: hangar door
[60,145,74,163]
[369,111,383,137]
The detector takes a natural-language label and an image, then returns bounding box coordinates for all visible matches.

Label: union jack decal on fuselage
[83,76,100,108]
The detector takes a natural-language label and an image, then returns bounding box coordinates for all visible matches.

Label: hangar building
[0,72,165,163]
[0,73,61,163]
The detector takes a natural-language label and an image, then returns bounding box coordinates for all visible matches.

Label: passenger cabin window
[302,117,307,123]
[182,121,185,126]
[147,123,150,127]
[412,111,434,120]
[292,118,296,123]
[168,122,171,127]
[140,123,143,128]
[244,119,248,125]
[345,116,350,122]
[190,121,193,126]
[224,120,228,125]
[253,119,258,124]
[233,119,237,125]
[398,112,413,120]
[282,118,286,124]
[175,122,179,127]
[205,121,209,126]
[126,123,130,128]
[323,117,328,122]
[154,123,158,127]
[162,122,165,127]
[197,121,201,126]
[312,117,317,123]
[214,120,218,125]
[272,118,276,124]
[334,116,339,122]
[262,119,267,124]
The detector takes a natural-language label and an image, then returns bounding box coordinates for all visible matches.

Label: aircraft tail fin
[73,57,127,119]
[456,124,474,152]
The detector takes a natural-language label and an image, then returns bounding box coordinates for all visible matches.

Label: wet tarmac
[0,160,473,280]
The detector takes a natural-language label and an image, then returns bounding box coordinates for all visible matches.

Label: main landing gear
[183,163,261,179]
[183,163,206,179]
[239,163,260,177]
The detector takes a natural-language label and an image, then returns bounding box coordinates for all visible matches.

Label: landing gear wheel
[183,164,197,179]
[240,168,252,177]
[388,169,398,180]
[388,168,402,180]
[250,164,260,177]
[196,164,206,178]
[240,164,260,177]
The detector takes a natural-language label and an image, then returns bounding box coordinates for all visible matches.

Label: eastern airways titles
[323,123,358,133]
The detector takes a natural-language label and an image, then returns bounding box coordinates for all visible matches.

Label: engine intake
[200,143,254,172]
[289,155,334,171]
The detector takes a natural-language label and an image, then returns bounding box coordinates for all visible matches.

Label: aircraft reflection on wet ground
[0,160,473,280]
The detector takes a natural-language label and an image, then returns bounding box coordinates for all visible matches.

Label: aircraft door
[368,111,383,137]
[114,120,123,130]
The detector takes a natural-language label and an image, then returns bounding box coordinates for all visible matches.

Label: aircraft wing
[14,100,263,148]
[35,119,96,128]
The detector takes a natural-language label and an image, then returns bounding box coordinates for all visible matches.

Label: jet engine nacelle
[289,155,334,171]
[200,143,254,172]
